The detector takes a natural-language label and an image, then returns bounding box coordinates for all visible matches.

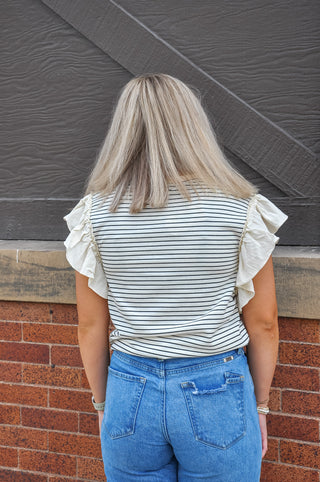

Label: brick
[79,413,99,436]
[22,407,78,432]
[279,342,320,367]
[261,461,319,481]
[81,369,90,389]
[280,440,320,469]
[49,388,93,412]
[272,365,319,391]
[0,446,18,467]
[267,414,319,443]
[50,304,78,325]
[51,345,83,367]
[0,362,22,382]
[279,318,320,343]
[264,437,279,462]
[282,390,320,417]
[23,364,81,388]
[77,456,106,481]
[49,431,101,458]
[0,321,22,341]
[0,404,20,424]
[0,382,47,406]
[23,323,78,345]
[20,449,76,477]
[0,301,51,322]
[0,425,47,450]
[0,342,49,364]
[0,469,47,482]
[269,388,281,412]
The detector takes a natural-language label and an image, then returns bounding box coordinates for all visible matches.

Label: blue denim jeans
[100,348,262,481]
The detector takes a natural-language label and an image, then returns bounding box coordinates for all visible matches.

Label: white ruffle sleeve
[63,194,108,299]
[236,194,288,313]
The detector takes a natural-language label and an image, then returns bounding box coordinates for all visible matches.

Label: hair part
[85,73,257,212]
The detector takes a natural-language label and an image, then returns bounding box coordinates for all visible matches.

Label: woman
[64,73,287,481]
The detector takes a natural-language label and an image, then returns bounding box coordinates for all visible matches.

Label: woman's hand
[98,410,105,435]
[258,414,268,458]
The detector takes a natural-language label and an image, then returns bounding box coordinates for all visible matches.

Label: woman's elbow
[258,308,278,332]
[243,304,279,335]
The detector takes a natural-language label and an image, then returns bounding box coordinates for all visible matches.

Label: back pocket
[181,371,245,449]
[103,366,146,439]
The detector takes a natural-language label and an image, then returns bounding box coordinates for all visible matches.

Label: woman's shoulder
[192,187,253,214]
[245,193,288,234]
[63,192,108,299]
[63,193,93,231]
[236,193,288,313]
[63,192,112,223]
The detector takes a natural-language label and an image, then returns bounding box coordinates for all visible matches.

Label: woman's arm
[75,271,110,425]
[241,255,279,457]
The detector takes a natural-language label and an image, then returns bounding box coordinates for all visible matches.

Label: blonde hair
[85,73,257,212]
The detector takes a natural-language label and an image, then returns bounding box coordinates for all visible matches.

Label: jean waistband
[111,347,245,375]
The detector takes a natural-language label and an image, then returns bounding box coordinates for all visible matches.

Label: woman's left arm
[75,271,110,415]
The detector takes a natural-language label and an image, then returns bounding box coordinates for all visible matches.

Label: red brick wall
[261,317,320,481]
[0,301,105,481]
[0,302,319,481]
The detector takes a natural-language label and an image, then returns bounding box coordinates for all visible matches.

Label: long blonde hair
[85,73,257,212]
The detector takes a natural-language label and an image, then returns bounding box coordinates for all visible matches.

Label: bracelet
[257,405,270,415]
[256,397,269,405]
[92,395,105,411]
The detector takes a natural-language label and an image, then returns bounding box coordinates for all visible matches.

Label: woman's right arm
[241,255,279,458]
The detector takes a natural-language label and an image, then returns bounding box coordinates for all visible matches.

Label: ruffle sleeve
[63,194,108,299]
[236,194,288,313]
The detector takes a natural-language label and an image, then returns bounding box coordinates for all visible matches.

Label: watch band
[92,395,105,411]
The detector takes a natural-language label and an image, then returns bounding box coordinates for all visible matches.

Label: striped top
[64,184,288,359]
